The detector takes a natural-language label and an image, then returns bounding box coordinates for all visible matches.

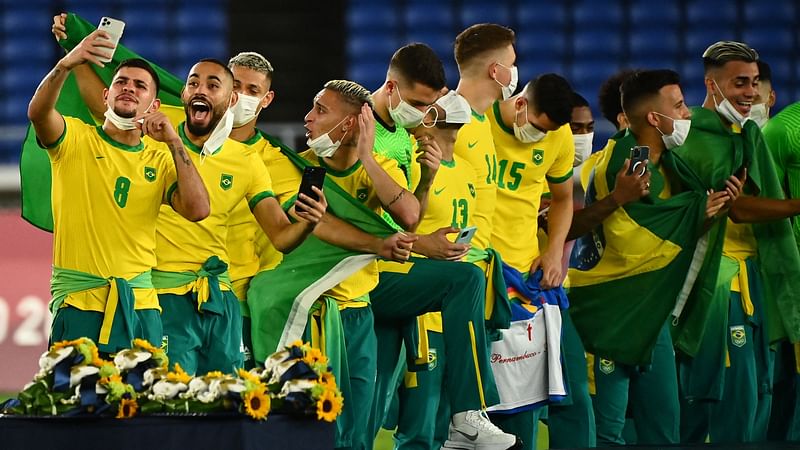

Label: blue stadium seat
[175,37,226,64]
[347,62,388,90]
[573,30,624,59]
[628,25,680,56]
[516,28,567,58]
[3,65,45,93]
[573,0,624,27]
[403,31,453,61]
[517,2,567,29]
[1,94,33,125]
[626,55,681,72]
[404,4,453,29]
[2,37,55,63]
[571,61,621,94]
[518,60,566,83]
[686,2,736,26]
[743,28,793,59]
[124,37,171,63]
[119,7,170,32]
[176,7,226,33]
[684,29,738,59]
[630,1,680,25]
[3,7,53,35]
[443,62,459,88]
[61,6,107,24]
[459,3,510,28]
[346,5,398,30]
[744,1,795,25]
[763,60,792,86]
[347,33,399,60]
[681,85,707,108]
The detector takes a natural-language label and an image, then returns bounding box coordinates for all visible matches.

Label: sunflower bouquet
[252,341,343,422]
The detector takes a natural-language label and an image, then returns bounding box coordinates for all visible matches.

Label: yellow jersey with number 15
[487,101,574,272]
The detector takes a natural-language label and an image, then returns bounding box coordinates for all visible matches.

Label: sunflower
[303,347,328,367]
[290,340,305,348]
[205,371,225,379]
[166,363,192,384]
[237,368,260,384]
[316,389,343,422]
[116,398,138,419]
[243,389,270,420]
[318,371,337,390]
[132,338,160,355]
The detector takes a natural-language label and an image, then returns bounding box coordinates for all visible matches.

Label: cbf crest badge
[144,166,157,182]
[599,358,615,375]
[532,149,545,166]
[730,325,747,348]
[468,183,476,198]
[220,173,233,190]
[356,188,368,202]
[427,348,438,370]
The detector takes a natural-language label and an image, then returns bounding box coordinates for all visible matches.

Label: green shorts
[49,305,162,355]
[159,290,243,375]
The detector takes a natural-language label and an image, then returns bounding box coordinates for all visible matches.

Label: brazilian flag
[568,128,714,365]
[20,13,185,231]
[672,107,800,351]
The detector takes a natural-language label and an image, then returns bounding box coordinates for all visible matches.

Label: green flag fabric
[672,107,800,348]
[247,147,398,362]
[20,13,184,231]
[568,129,712,365]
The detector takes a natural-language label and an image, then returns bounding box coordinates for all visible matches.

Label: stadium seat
[175,37,227,65]
[516,28,567,58]
[3,7,53,35]
[686,1,736,26]
[176,7,226,33]
[346,5,397,30]
[518,60,566,83]
[573,0,624,27]
[630,1,680,25]
[347,62,388,90]
[629,26,680,56]
[403,31,453,61]
[347,33,399,60]
[684,28,738,59]
[517,2,567,29]
[1,37,54,63]
[404,3,453,29]
[1,94,33,126]
[571,61,622,94]
[123,36,171,63]
[573,30,624,59]
[119,7,170,31]
[459,3,510,28]
[743,28,793,59]
[744,1,795,25]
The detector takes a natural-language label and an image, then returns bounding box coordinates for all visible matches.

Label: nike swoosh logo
[467,141,478,149]
[456,429,479,441]
[95,156,105,159]
[434,187,445,195]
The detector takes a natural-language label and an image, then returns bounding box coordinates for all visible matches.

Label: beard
[184,101,227,136]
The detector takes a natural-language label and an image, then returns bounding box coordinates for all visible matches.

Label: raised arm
[28,30,114,146]
[356,105,421,229]
[253,189,327,254]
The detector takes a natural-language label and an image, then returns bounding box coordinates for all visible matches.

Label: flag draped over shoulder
[568,129,711,365]
[20,13,184,231]
[247,148,398,362]
[672,107,800,348]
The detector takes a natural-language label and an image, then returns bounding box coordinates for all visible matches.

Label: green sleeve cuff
[165,181,179,206]
[546,169,574,184]
[281,194,297,212]
[248,190,275,210]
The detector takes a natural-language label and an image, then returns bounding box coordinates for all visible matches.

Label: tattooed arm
[140,112,210,221]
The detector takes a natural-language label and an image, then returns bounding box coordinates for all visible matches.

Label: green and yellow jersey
[46,116,177,310]
[453,109,497,251]
[259,149,406,306]
[487,101,574,272]
[226,130,283,300]
[153,124,274,294]
[763,101,800,250]
[373,112,414,186]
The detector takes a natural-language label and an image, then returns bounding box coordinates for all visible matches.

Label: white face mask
[653,112,691,149]
[307,117,348,158]
[494,63,518,101]
[232,93,267,127]
[513,102,546,143]
[712,79,749,126]
[573,132,594,166]
[104,97,155,131]
[388,84,427,128]
[749,103,769,128]
[434,91,472,124]
[202,107,234,157]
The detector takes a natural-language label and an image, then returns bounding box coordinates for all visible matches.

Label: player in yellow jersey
[223,51,285,369]
[452,23,516,258]
[487,73,579,450]
[152,60,327,375]
[28,31,210,354]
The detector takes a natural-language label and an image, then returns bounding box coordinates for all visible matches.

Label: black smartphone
[298,166,326,202]
[627,145,650,176]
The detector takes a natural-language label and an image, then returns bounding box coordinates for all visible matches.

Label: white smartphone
[454,226,477,245]
[97,17,125,63]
